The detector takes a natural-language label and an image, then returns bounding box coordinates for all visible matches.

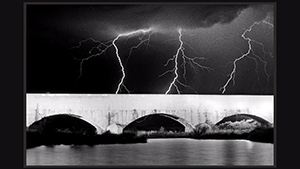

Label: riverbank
[137,127,274,144]
[27,127,273,149]
[193,127,273,143]
[26,131,147,149]
[192,128,273,143]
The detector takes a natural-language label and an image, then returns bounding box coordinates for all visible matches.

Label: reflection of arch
[123,113,195,132]
[28,114,104,134]
[215,114,271,128]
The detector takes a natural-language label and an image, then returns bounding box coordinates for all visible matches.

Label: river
[26,138,274,166]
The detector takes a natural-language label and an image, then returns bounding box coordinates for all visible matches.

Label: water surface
[27,139,274,166]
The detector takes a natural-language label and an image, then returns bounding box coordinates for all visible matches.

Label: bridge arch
[123,113,195,132]
[28,114,104,135]
[215,113,272,129]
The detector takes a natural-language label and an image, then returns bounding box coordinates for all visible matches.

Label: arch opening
[123,113,194,133]
[215,113,272,130]
[28,114,99,135]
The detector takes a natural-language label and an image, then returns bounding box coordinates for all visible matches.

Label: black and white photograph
[25,2,275,166]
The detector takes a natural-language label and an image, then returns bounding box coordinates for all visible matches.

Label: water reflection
[27,139,273,166]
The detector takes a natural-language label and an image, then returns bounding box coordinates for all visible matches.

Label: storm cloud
[92,4,250,32]
[27,4,271,39]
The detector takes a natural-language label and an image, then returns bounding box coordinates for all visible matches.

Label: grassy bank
[136,130,194,138]
[26,130,147,149]
[247,127,274,143]
[193,127,274,143]
[27,127,273,149]
[134,127,274,144]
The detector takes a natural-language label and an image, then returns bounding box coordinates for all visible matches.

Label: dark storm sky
[26,3,274,94]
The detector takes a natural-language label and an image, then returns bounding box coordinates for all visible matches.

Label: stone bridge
[26,94,273,133]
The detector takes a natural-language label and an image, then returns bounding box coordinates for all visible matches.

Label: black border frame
[20,1,281,169]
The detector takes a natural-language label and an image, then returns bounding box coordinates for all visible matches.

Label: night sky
[26,3,274,94]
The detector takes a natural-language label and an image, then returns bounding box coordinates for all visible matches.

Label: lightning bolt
[126,31,154,65]
[220,16,274,94]
[161,28,213,94]
[73,38,113,81]
[73,28,153,94]
[73,16,272,95]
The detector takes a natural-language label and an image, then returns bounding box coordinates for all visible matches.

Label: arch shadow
[28,114,104,135]
[123,113,195,132]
